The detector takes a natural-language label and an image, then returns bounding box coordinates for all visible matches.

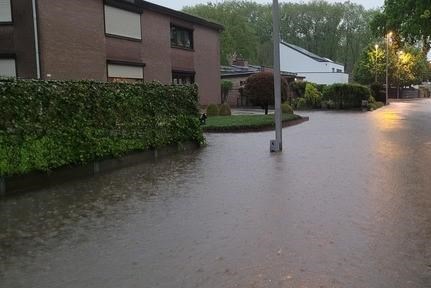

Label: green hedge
[0,79,204,176]
[322,83,371,109]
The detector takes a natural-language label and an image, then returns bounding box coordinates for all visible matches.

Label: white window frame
[104,5,142,40]
[0,57,17,78]
[0,0,12,23]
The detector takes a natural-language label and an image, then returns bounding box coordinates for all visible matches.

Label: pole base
[270,140,282,152]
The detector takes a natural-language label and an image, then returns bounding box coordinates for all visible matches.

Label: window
[107,62,144,83]
[0,58,16,78]
[172,71,195,85]
[171,25,193,49]
[336,69,342,73]
[104,5,141,40]
[0,0,12,23]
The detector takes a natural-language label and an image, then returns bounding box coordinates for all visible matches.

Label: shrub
[289,81,307,98]
[294,98,308,110]
[322,83,371,109]
[0,79,203,176]
[304,83,322,108]
[315,84,327,94]
[368,101,385,111]
[370,82,386,103]
[243,72,288,114]
[281,102,293,114]
[221,80,233,103]
[206,104,219,116]
[219,103,232,116]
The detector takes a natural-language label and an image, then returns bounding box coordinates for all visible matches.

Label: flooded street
[1,100,431,288]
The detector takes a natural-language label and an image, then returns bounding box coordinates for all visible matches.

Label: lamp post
[385,32,392,104]
[397,50,404,99]
[270,0,282,152]
[374,44,379,83]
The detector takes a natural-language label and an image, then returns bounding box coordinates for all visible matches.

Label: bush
[219,103,232,116]
[322,83,371,109]
[281,102,293,114]
[370,82,386,103]
[221,80,233,103]
[315,84,327,94]
[243,72,288,114]
[0,79,203,176]
[289,81,307,98]
[206,104,219,116]
[294,98,308,110]
[368,101,385,111]
[304,83,322,108]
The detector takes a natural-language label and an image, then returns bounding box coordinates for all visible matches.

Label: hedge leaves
[0,79,204,176]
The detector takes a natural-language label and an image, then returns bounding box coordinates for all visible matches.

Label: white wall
[280,43,348,84]
[297,72,349,85]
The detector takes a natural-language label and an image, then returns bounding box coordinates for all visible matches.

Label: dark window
[336,69,342,73]
[172,71,195,85]
[171,25,193,49]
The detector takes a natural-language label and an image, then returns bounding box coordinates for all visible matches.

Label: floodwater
[1,100,431,288]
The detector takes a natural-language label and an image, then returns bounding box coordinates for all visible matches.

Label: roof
[220,64,263,77]
[107,0,224,31]
[221,64,299,79]
[281,42,333,63]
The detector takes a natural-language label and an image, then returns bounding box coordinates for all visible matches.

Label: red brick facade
[0,0,222,105]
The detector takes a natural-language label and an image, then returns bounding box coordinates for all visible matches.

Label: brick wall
[37,0,106,80]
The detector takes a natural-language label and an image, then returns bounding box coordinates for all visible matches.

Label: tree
[371,0,431,55]
[353,43,386,84]
[354,43,429,89]
[243,72,287,114]
[184,1,376,72]
[220,80,233,103]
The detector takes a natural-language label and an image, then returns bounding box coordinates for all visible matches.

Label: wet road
[1,100,431,288]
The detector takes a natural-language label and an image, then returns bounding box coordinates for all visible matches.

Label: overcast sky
[147,0,384,10]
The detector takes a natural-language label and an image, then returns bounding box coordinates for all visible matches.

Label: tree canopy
[370,0,431,55]
[353,43,429,86]
[184,1,377,73]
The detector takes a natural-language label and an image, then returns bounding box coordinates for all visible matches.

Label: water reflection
[1,100,431,288]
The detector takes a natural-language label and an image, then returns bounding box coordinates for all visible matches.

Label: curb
[1,142,199,197]
[203,116,309,133]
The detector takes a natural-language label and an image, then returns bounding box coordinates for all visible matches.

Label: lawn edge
[203,116,309,133]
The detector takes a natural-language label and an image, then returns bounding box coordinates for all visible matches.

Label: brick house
[221,57,304,107]
[0,0,223,105]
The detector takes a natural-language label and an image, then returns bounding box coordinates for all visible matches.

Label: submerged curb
[0,142,199,197]
[203,116,309,133]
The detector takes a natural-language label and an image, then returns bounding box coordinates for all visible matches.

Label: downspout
[31,0,41,79]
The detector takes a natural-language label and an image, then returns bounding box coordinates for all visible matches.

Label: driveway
[1,99,430,287]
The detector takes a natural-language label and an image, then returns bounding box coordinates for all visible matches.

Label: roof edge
[140,1,224,31]
[280,41,330,63]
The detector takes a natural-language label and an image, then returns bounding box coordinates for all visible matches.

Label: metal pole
[271,0,282,152]
[385,34,389,104]
[32,0,41,79]
[375,45,378,83]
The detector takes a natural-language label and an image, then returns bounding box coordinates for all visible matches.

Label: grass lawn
[203,113,303,132]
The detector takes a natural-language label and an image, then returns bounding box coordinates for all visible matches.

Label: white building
[280,42,349,85]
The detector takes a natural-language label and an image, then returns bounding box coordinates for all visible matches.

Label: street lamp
[385,32,392,104]
[374,44,379,83]
[270,0,282,152]
[396,50,404,99]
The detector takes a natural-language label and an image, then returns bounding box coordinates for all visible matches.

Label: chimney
[232,56,248,67]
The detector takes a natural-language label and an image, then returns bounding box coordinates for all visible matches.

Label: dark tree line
[184,1,377,74]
